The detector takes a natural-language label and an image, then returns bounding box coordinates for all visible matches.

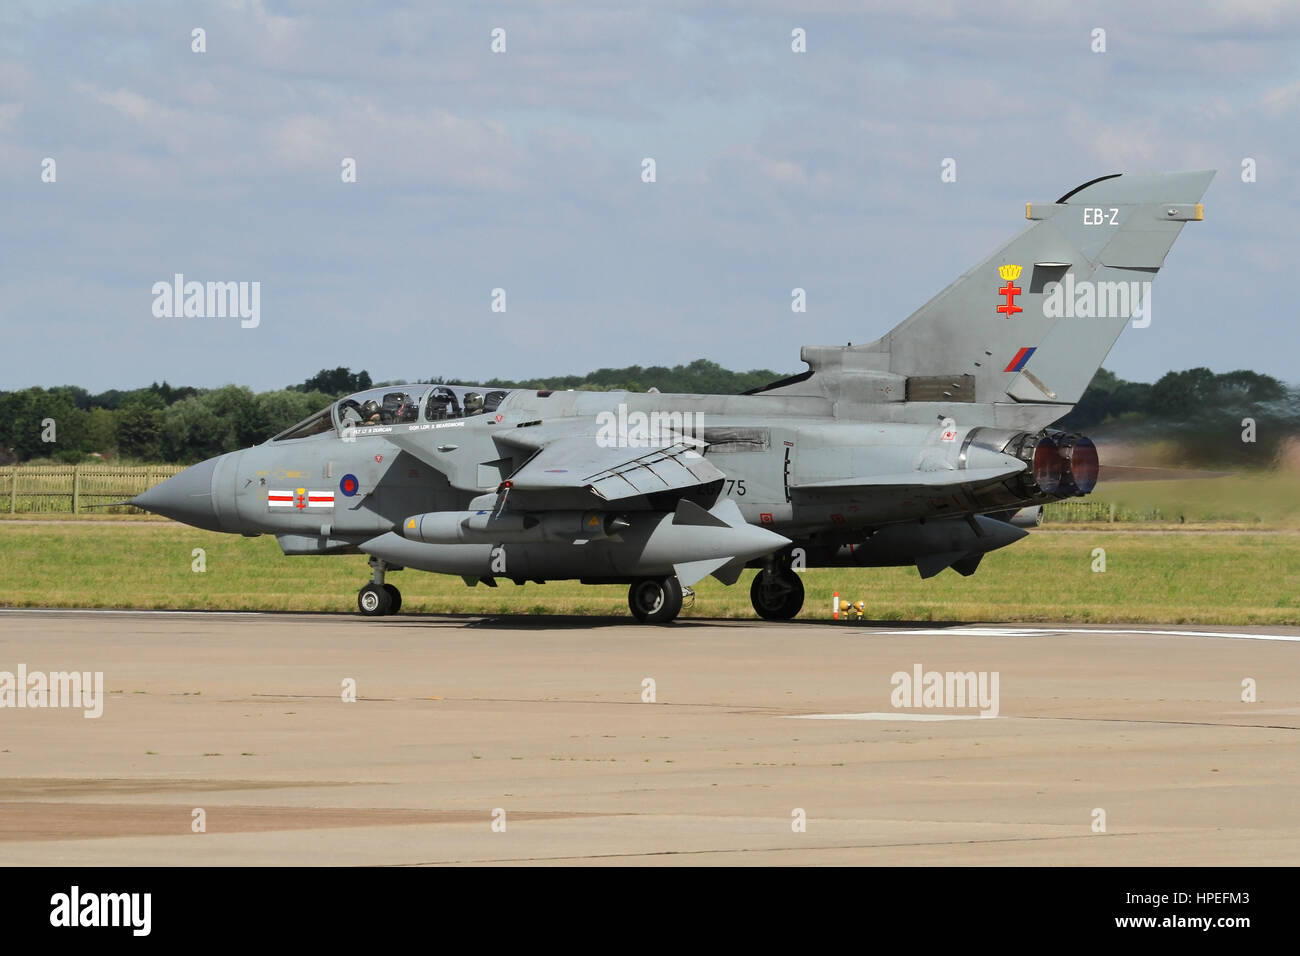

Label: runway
[1,609,1297,865]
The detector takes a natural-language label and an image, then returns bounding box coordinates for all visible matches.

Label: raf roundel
[339,474,360,497]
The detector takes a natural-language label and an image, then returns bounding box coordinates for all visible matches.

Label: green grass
[2,522,1297,625]
[1075,474,1300,527]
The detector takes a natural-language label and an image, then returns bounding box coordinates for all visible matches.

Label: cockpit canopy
[272,384,514,441]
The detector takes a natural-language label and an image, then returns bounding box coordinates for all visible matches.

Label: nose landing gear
[628,576,685,624]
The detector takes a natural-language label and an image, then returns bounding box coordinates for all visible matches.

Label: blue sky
[2,0,1297,392]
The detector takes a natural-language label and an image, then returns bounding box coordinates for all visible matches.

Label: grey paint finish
[131,171,1211,619]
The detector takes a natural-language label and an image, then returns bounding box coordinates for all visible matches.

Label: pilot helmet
[361,400,381,419]
[463,392,484,413]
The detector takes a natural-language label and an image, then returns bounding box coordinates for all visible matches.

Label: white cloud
[1260,80,1300,116]
[0,0,1295,389]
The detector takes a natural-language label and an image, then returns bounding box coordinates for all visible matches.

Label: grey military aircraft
[132,170,1213,622]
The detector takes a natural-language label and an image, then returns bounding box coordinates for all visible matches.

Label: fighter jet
[132,170,1214,622]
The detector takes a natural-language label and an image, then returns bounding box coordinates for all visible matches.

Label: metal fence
[1043,500,1117,523]
[1042,500,1203,523]
[0,464,1241,522]
[0,465,185,514]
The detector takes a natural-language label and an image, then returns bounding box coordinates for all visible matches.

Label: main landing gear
[628,576,685,624]
[357,557,402,616]
[750,560,804,620]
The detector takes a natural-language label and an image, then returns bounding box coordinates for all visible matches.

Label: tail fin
[793,170,1214,418]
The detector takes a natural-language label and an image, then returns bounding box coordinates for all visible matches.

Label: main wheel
[357,583,392,616]
[382,583,402,613]
[628,577,684,624]
[750,569,804,620]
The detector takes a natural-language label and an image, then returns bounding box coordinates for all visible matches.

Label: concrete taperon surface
[1,610,1296,866]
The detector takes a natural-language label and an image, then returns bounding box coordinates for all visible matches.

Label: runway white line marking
[2,610,1296,642]
[870,627,1300,643]
[785,712,998,721]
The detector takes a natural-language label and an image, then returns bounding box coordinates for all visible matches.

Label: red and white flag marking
[268,488,334,510]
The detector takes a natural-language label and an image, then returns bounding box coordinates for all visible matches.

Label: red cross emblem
[294,487,307,510]
[997,280,1022,316]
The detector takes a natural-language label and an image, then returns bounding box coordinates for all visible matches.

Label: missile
[827,514,1027,578]
[1009,506,1043,528]
[401,509,629,545]
[368,498,790,584]
[636,498,790,570]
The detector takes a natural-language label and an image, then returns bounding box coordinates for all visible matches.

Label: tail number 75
[724,479,747,496]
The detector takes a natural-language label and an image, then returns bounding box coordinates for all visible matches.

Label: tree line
[1056,367,1296,466]
[0,362,1293,467]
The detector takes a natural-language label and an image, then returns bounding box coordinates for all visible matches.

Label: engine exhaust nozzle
[1057,435,1099,495]
[1027,435,1062,496]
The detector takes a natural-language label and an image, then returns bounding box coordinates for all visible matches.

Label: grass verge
[2,523,1297,625]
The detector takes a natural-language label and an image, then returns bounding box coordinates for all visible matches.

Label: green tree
[0,388,85,460]
[1149,368,1219,416]
[161,386,265,462]
[293,368,372,396]
[1060,369,1152,430]
[1214,370,1286,404]
[256,389,336,437]
[476,359,786,395]
[83,407,118,455]
[116,401,164,460]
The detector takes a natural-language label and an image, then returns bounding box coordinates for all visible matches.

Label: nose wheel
[628,576,684,624]
[357,558,402,616]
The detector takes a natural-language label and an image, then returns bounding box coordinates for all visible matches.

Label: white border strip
[872,626,1300,643]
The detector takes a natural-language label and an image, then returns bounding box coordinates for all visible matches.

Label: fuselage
[141,383,1082,582]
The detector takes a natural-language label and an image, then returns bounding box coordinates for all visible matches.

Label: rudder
[798,170,1215,412]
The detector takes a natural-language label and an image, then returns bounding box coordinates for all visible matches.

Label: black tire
[357,583,392,616]
[750,570,804,620]
[628,577,684,624]
[382,583,402,613]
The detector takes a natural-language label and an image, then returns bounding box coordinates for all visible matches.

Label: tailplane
[763,170,1214,424]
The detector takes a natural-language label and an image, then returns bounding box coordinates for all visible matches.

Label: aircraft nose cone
[732,523,792,560]
[131,456,222,531]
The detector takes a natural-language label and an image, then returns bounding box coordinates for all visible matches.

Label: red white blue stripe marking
[1004,346,1036,373]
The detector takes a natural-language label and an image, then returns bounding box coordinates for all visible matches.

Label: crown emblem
[998,264,1023,281]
